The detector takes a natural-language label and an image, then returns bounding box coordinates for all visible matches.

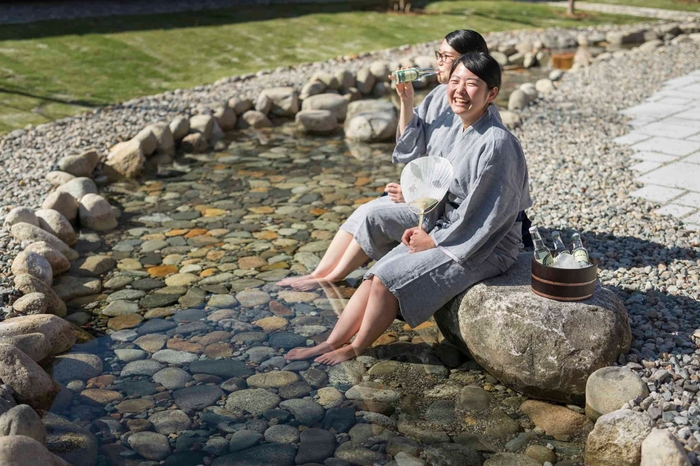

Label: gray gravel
[514,40,700,456]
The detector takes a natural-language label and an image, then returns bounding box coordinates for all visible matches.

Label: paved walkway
[546,1,700,21]
[612,69,700,231]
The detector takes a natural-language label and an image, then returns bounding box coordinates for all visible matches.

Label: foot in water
[276,274,314,287]
[289,276,329,291]
[315,345,358,365]
[285,342,333,361]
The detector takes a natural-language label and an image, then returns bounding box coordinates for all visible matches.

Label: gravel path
[547,1,700,21]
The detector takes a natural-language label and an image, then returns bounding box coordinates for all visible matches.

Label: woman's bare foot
[284,342,333,361]
[289,276,328,291]
[315,345,358,365]
[276,274,314,287]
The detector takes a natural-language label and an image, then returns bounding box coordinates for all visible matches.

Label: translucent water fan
[400,157,454,230]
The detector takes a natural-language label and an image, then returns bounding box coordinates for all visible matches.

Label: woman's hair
[444,30,489,55]
[450,52,502,91]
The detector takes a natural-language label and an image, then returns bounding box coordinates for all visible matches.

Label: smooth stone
[458,386,495,412]
[279,399,324,426]
[520,400,589,438]
[334,441,386,466]
[50,353,103,383]
[268,332,306,349]
[0,435,71,466]
[0,405,46,444]
[107,289,146,301]
[153,367,193,390]
[149,410,192,435]
[115,398,155,413]
[585,409,653,466]
[247,371,299,388]
[69,255,115,277]
[345,382,401,403]
[120,360,165,377]
[14,274,67,317]
[264,424,299,443]
[208,294,238,308]
[235,290,271,307]
[127,431,171,461]
[135,334,168,352]
[189,360,253,378]
[113,381,157,397]
[295,428,337,464]
[228,430,262,452]
[641,428,692,466]
[585,367,649,421]
[113,349,147,362]
[102,300,140,316]
[225,389,280,416]
[173,385,225,411]
[152,349,199,364]
[135,319,177,335]
[43,413,98,466]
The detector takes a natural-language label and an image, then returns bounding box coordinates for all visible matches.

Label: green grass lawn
[578,0,700,12]
[0,1,647,134]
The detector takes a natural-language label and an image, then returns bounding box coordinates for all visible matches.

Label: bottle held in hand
[571,232,590,266]
[529,226,553,266]
[391,67,438,84]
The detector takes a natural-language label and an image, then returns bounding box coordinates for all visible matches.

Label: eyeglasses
[434,51,456,63]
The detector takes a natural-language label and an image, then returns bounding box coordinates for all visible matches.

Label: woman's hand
[402,228,436,253]
[389,68,414,104]
[384,183,404,203]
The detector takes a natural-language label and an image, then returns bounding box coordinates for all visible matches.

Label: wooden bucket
[551,52,575,70]
[531,257,597,301]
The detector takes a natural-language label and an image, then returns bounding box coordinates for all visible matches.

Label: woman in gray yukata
[277,30,493,291]
[286,52,532,364]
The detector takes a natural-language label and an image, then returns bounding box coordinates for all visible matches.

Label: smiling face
[436,40,461,84]
[447,62,499,126]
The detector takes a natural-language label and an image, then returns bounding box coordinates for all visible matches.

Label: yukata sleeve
[430,136,526,266]
[392,86,445,164]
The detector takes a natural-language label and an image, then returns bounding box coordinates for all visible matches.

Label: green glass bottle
[390,67,438,84]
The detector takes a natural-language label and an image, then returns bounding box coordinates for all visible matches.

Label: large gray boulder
[435,252,631,403]
[259,87,299,117]
[344,100,398,143]
[10,223,77,261]
[0,344,60,410]
[301,93,348,121]
[0,315,75,356]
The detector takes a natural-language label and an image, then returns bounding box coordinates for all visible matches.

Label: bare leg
[292,239,370,291]
[284,280,372,360]
[316,276,398,365]
[277,230,354,286]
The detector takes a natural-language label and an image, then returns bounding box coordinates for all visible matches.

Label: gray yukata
[340,84,502,261]
[366,109,532,328]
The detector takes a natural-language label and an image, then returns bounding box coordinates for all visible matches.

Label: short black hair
[444,30,489,55]
[450,52,502,91]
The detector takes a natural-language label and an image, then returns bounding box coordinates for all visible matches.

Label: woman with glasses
[278,30,493,291]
